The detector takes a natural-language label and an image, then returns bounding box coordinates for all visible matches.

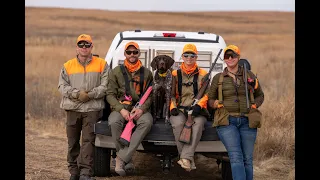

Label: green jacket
[106,65,153,113]
[208,66,264,114]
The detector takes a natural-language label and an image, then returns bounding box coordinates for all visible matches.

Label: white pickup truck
[93,30,232,180]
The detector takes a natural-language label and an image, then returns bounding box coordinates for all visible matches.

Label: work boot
[115,156,126,176]
[177,158,191,171]
[79,175,95,180]
[69,175,80,180]
[125,159,135,173]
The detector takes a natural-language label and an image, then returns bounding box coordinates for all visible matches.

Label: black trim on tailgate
[115,32,220,48]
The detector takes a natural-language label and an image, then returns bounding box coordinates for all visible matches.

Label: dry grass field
[25,7,295,180]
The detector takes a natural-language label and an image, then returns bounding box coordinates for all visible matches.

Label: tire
[93,147,111,177]
[221,160,233,180]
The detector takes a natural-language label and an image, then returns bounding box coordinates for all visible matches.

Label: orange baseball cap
[125,41,140,50]
[77,34,93,44]
[224,45,240,56]
[182,43,198,54]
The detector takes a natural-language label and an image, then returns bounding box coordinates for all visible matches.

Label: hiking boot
[69,175,80,180]
[115,156,126,176]
[79,175,95,180]
[177,158,191,171]
[125,159,135,173]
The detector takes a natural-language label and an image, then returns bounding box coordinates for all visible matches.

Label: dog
[150,55,175,124]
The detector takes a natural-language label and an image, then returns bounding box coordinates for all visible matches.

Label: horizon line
[25,5,295,13]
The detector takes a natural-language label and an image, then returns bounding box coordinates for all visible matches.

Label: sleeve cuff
[115,104,124,112]
[88,91,95,99]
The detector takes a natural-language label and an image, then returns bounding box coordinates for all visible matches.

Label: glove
[211,100,223,109]
[191,104,201,117]
[78,90,90,102]
[170,108,179,116]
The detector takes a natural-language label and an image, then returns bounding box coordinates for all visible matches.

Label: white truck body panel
[105,30,227,78]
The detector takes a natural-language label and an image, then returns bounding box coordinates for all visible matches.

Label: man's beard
[128,57,138,64]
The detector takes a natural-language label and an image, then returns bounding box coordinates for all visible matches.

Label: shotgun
[243,63,250,110]
[119,81,153,146]
[178,48,223,144]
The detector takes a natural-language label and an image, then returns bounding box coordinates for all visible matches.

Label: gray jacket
[58,54,109,112]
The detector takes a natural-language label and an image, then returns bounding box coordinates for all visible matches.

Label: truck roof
[118,30,222,44]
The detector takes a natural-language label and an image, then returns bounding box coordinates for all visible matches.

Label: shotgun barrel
[243,63,250,110]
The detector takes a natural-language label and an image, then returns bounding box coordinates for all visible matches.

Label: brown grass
[25,7,295,179]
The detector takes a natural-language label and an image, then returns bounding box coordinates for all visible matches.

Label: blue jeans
[217,116,257,180]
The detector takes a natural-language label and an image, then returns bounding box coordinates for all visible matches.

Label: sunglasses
[77,43,92,48]
[224,53,238,59]
[125,50,139,55]
[183,53,197,58]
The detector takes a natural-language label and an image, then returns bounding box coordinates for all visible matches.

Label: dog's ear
[150,56,159,71]
[165,55,175,69]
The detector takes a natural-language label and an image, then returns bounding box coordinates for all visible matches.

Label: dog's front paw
[165,118,171,125]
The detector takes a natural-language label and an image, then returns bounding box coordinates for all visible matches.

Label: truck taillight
[154,33,185,38]
[163,33,176,37]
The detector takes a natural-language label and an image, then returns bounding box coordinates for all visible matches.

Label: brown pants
[170,112,206,161]
[66,110,101,176]
[108,111,153,163]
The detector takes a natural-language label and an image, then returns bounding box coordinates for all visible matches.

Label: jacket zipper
[83,64,87,90]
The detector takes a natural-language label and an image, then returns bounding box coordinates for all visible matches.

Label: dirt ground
[25,119,294,180]
[25,120,223,180]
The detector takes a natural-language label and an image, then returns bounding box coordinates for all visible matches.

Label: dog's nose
[160,62,165,65]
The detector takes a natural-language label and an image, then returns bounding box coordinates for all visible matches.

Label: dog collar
[158,72,167,77]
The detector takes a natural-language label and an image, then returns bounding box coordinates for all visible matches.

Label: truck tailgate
[94,120,220,141]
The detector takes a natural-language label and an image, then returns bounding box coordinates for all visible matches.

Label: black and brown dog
[150,55,175,124]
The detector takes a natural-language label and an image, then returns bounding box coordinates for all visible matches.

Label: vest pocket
[247,108,262,128]
[212,107,230,127]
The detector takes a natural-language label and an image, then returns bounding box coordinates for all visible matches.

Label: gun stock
[119,82,153,146]
[178,112,193,144]
[118,119,135,146]
[178,48,223,144]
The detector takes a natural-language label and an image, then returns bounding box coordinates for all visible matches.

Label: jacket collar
[222,65,243,76]
[77,54,93,66]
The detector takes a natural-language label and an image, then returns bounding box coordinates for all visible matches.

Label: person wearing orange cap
[207,45,264,180]
[169,43,210,171]
[106,41,153,176]
[58,34,109,180]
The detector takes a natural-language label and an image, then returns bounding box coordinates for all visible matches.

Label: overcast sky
[25,0,295,12]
